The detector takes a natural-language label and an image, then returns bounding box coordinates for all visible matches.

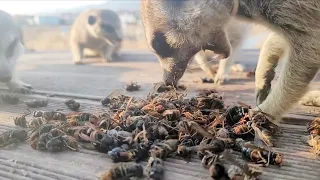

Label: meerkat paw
[7,80,34,94]
[299,91,320,107]
[214,73,229,86]
[73,59,85,65]
[102,56,113,63]
[74,62,85,65]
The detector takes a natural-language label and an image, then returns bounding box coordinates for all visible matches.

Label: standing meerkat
[70,9,123,64]
[140,0,320,125]
[0,10,32,93]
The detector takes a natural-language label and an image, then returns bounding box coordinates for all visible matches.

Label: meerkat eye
[88,15,97,25]
[101,24,114,33]
[5,38,18,59]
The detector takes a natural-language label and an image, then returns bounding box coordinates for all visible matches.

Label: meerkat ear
[88,15,97,25]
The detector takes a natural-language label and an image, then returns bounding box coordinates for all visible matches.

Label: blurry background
[1,0,270,52]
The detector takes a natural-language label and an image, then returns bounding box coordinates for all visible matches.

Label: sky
[0,1,106,15]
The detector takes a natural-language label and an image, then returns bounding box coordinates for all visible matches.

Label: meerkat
[141,0,320,125]
[192,19,251,85]
[0,10,32,93]
[70,9,123,64]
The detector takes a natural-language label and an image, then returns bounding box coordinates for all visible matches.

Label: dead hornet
[61,135,78,151]
[150,139,179,159]
[107,129,133,144]
[36,129,57,151]
[154,83,173,93]
[162,109,181,121]
[1,94,19,104]
[36,129,76,152]
[94,130,132,153]
[227,165,262,180]
[125,115,152,132]
[209,162,228,180]
[146,123,169,141]
[231,117,254,139]
[28,117,44,128]
[302,135,320,156]
[46,134,78,152]
[307,117,320,135]
[196,95,224,110]
[25,98,48,108]
[179,133,196,147]
[14,114,29,128]
[65,99,80,111]
[38,111,67,121]
[200,151,229,179]
[76,113,92,122]
[0,129,28,148]
[101,163,144,180]
[180,120,216,140]
[225,106,249,126]
[201,151,219,169]
[29,124,56,142]
[232,123,252,136]
[126,81,141,92]
[146,156,164,180]
[101,97,112,106]
[234,138,283,166]
[197,137,232,159]
[201,78,214,84]
[66,114,91,127]
[215,128,230,139]
[33,110,44,117]
[178,139,227,161]
[107,145,134,162]
[45,136,65,152]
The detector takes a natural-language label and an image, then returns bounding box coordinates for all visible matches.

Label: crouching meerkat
[192,19,251,85]
[141,0,320,125]
[70,9,123,64]
[0,10,32,93]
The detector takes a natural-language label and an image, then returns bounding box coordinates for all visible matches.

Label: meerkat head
[86,11,123,46]
[141,0,236,86]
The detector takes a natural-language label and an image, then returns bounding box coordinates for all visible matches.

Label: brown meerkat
[70,9,123,64]
[140,0,320,125]
[0,10,32,93]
